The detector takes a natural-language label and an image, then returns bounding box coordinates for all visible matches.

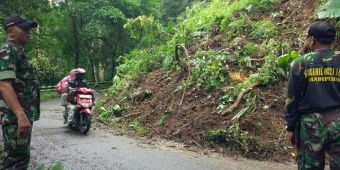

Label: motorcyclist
[56,69,77,123]
[65,68,88,124]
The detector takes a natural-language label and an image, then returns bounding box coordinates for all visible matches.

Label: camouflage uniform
[298,111,340,170]
[0,40,40,170]
[285,50,340,170]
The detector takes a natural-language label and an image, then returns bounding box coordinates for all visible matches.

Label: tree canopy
[0,0,167,85]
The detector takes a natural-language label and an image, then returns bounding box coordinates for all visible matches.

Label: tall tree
[0,0,163,84]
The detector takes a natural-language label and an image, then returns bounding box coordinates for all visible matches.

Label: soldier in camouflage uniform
[0,15,39,170]
[284,21,340,170]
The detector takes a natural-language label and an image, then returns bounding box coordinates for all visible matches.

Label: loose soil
[100,0,332,164]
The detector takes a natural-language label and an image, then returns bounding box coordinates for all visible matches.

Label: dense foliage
[0,0,163,85]
[317,0,340,19]
[97,0,340,159]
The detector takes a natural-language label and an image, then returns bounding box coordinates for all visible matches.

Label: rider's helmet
[74,68,86,80]
[69,69,77,75]
[76,68,86,74]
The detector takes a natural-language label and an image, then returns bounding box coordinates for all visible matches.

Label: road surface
[29,98,296,170]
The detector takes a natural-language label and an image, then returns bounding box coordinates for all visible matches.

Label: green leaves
[190,51,229,90]
[124,15,167,47]
[277,50,300,70]
[38,162,64,170]
[317,0,340,19]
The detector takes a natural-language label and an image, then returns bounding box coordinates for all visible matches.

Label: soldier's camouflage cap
[3,14,38,30]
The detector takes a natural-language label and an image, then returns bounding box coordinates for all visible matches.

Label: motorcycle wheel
[79,113,91,134]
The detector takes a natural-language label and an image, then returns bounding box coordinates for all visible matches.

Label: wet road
[29,98,296,170]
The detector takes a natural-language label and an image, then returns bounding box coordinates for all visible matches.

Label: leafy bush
[124,15,168,48]
[244,0,283,14]
[33,56,68,86]
[227,17,249,37]
[248,39,290,85]
[317,0,340,19]
[189,51,230,90]
[98,104,127,122]
[249,20,278,40]
[277,50,300,70]
[242,42,258,56]
[202,122,262,157]
[38,163,64,170]
[129,119,148,133]
[174,0,283,44]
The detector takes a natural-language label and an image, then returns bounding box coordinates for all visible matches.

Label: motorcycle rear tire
[79,114,91,134]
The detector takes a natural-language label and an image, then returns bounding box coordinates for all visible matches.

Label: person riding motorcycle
[65,68,89,124]
[56,68,87,124]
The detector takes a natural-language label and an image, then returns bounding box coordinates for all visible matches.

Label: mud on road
[28,98,296,170]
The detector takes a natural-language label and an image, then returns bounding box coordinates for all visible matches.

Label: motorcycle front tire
[79,113,91,134]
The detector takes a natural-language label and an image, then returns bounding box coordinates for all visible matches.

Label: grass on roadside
[37,162,65,170]
[40,90,60,101]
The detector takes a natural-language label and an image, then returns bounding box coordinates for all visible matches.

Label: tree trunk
[89,54,96,82]
[71,15,80,68]
[65,0,80,68]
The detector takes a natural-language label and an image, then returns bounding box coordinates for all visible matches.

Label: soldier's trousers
[0,121,32,170]
[297,112,340,170]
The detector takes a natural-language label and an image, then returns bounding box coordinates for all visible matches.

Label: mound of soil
[101,0,324,163]
[113,69,291,162]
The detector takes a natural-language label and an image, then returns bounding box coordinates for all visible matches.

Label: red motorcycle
[66,87,94,134]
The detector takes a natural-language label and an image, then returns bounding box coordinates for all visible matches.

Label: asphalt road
[28,98,296,170]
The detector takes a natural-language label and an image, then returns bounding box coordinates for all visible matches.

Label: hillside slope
[98,0,323,163]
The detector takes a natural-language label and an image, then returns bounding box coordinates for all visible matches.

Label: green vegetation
[277,50,300,71]
[189,51,230,90]
[157,112,172,126]
[2,0,340,164]
[40,90,59,101]
[94,0,293,157]
[317,0,340,19]
[94,0,297,155]
[129,119,148,133]
[98,104,128,123]
[37,163,64,170]
[202,123,262,158]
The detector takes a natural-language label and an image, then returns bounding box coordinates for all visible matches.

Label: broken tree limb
[97,119,110,126]
[175,44,191,105]
[221,83,259,115]
[122,112,141,119]
[175,44,190,71]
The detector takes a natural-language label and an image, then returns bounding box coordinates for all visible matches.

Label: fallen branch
[221,83,259,115]
[122,112,141,119]
[249,58,265,62]
[175,44,191,105]
[97,119,110,126]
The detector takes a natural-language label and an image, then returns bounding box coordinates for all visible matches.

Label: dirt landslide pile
[100,0,321,163]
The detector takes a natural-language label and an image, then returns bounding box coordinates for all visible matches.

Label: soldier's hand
[288,131,296,149]
[17,114,32,139]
